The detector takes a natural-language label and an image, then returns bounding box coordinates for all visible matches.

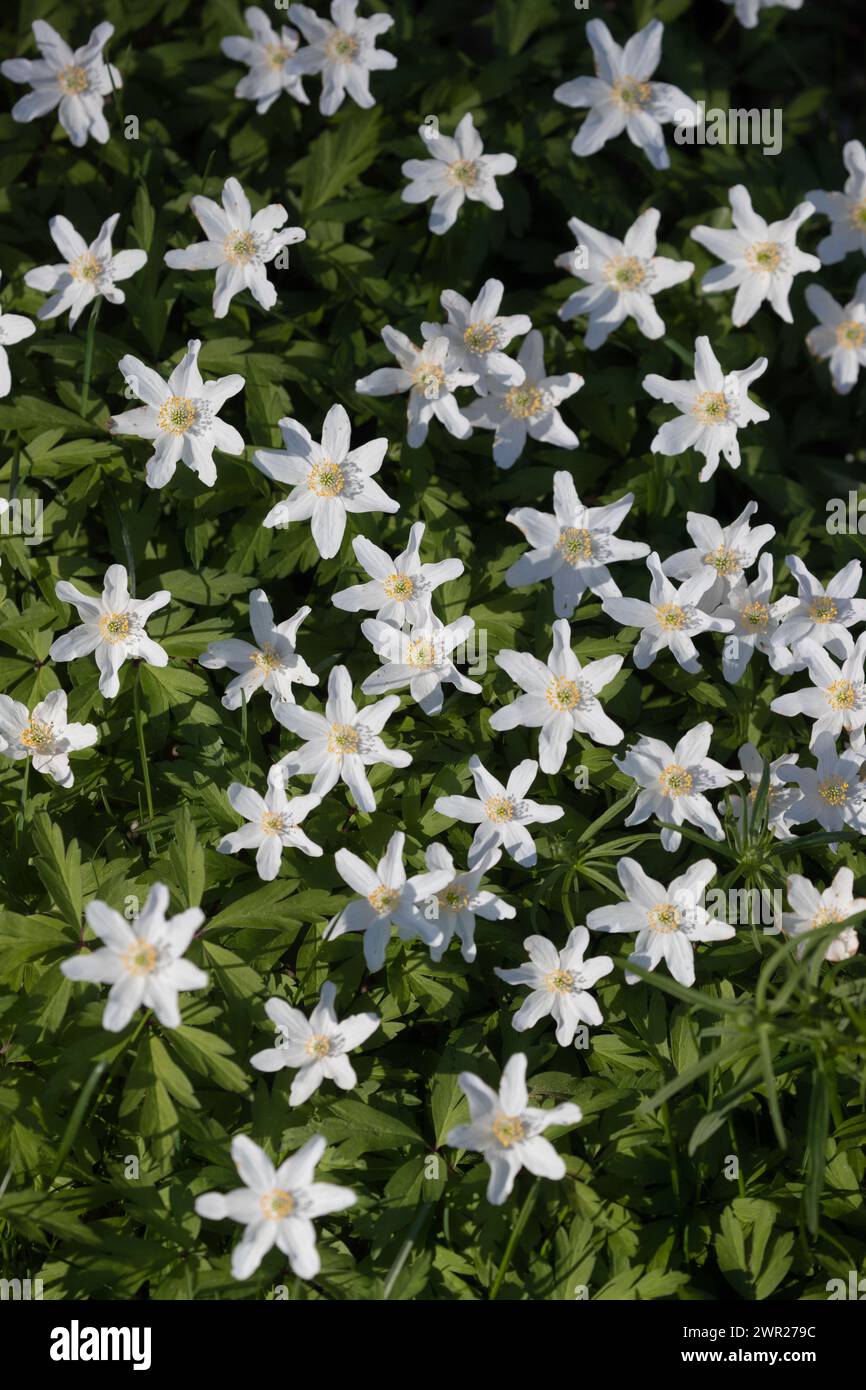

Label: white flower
[505,474,649,617]
[805,277,866,395]
[723,0,803,25]
[420,278,530,395]
[326,830,451,971]
[401,112,516,236]
[495,927,613,1044]
[661,500,775,612]
[462,331,583,469]
[714,556,796,683]
[771,636,866,750]
[690,185,819,326]
[250,980,379,1103]
[60,883,208,1032]
[783,867,864,964]
[0,688,97,787]
[359,614,482,715]
[253,402,398,559]
[446,1053,582,1206]
[586,857,733,987]
[490,620,624,772]
[200,591,317,713]
[24,214,146,327]
[355,327,476,448]
[0,271,36,398]
[1,19,120,147]
[602,552,733,675]
[109,339,245,490]
[774,557,866,665]
[643,335,769,483]
[164,176,306,318]
[434,755,564,869]
[419,843,515,964]
[807,140,866,265]
[614,722,743,852]
[287,0,396,116]
[217,768,322,881]
[195,1133,355,1281]
[555,210,693,348]
[274,664,410,813]
[731,742,802,840]
[220,6,309,113]
[776,732,866,843]
[49,563,170,700]
[553,18,698,172]
[332,521,463,627]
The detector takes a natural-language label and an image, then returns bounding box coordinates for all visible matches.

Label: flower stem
[81,297,102,416]
[15,755,30,851]
[134,665,154,824]
[489,1178,538,1300]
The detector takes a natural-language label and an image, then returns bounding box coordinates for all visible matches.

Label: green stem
[134,666,154,824]
[81,297,102,416]
[15,756,30,851]
[489,1179,538,1301]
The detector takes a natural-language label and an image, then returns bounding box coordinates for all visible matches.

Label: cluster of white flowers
[7,0,863,1285]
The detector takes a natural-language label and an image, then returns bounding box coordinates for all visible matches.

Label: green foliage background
[1,0,865,1300]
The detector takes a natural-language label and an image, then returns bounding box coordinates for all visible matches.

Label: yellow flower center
[742,600,769,630]
[368,885,400,914]
[485,794,515,823]
[383,572,415,600]
[692,391,729,425]
[157,395,198,435]
[648,902,680,934]
[655,602,687,631]
[546,677,583,711]
[308,460,345,496]
[492,1114,526,1148]
[811,907,845,929]
[463,321,500,353]
[20,719,54,751]
[69,252,103,283]
[407,637,437,668]
[826,679,858,711]
[836,319,866,349]
[98,612,132,644]
[819,778,849,807]
[265,42,291,69]
[557,527,594,566]
[505,384,545,419]
[326,29,359,62]
[604,255,646,291]
[612,77,652,107]
[260,811,288,835]
[223,230,258,264]
[704,546,739,577]
[260,1188,295,1220]
[809,597,838,624]
[745,240,783,273]
[437,885,470,913]
[327,723,359,755]
[658,763,693,797]
[448,159,479,188]
[544,968,576,994]
[58,64,89,94]
[252,643,282,674]
[412,363,445,397]
[849,200,866,230]
[122,939,159,977]
[305,1034,332,1058]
